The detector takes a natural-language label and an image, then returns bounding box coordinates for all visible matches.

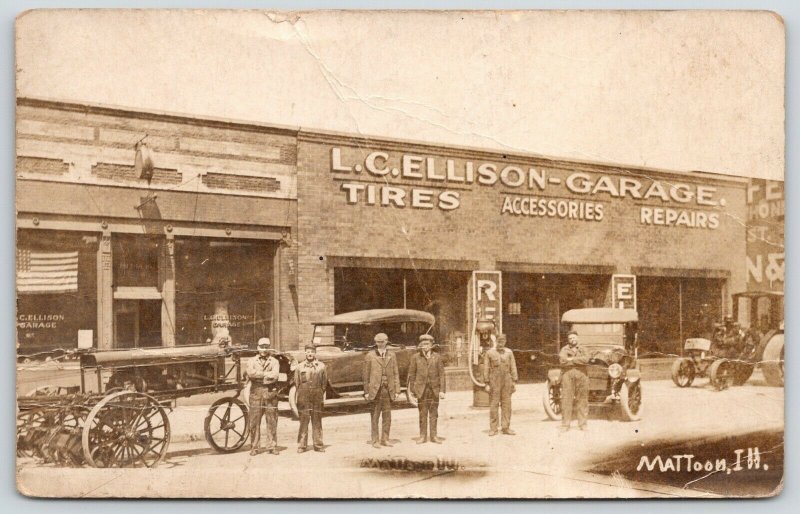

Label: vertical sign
[471,271,503,333]
[746,179,784,292]
[612,274,637,310]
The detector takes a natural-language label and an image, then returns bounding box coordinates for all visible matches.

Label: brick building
[16,98,749,370]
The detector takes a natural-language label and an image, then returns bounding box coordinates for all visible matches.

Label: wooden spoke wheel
[670,358,696,387]
[82,391,170,468]
[204,397,249,453]
[542,379,562,421]
[709,359,734,391]
[619,381,643,421]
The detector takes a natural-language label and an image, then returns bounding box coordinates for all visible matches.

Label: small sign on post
[612,274,637,310]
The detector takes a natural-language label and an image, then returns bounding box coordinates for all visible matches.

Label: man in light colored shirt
[295,344,327,453]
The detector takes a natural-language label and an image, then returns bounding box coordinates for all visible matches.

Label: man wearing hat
[407,334,446,444]
[482,333,518,436]
[363,333,400,448]
[295,344,327,453]
[246,337,281,455]
[559,330,590,431]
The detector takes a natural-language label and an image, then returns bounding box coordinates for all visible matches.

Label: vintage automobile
[543,308,642,422]
[284,309,434,416]
[672,290,784,389]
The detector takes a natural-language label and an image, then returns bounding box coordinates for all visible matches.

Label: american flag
[16,248,79,294]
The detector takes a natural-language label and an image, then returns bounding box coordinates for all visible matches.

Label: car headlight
[608,363,623,379]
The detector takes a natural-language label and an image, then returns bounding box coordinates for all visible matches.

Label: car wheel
[405,388,418,407]
[542,380,562,421]
[671,358,695,387]
[709,359,733,391]
[619,381,642,421]
[760,334,784,387]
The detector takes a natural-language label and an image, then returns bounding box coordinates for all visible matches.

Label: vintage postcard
[15,10,784,498]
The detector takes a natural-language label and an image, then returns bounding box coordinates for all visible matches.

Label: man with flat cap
[295,343,327,452]
[483,333,518,436]
[246,337,281,455]
[408,334,446,444]
[363,332,400,448]
[559,330,590,431]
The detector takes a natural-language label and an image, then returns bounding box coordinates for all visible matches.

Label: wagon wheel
[205,397,249,453]
[542,379,562,421]
[670,358,695,387]
[709,359,734,391]
[82,391,170,468]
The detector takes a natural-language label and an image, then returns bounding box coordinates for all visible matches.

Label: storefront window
[175,238,274,347]
[16,229,98,358]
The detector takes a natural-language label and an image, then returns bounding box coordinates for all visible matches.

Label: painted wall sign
[331,147,724,229]
[611,274,637,310]
[746,179,784,291]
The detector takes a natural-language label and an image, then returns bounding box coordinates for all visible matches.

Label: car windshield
[570,323,625,349]
[312,322,430,348]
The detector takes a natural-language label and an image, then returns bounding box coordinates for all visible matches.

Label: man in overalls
[295,344,327,453]
[246,337,281,455]
[483,334,518,436]
[559,330,590,431]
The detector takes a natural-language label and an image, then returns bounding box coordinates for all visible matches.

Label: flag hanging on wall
[16,248,79,294]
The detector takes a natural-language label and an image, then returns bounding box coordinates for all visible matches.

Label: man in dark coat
[295,344,327,452]
[407,334,446,444]
[483,333,518,436]
[363,333,400,448]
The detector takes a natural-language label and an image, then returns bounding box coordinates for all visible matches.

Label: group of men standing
[245,328,592,456]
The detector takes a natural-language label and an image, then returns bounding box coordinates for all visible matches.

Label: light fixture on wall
[134,137,154,182]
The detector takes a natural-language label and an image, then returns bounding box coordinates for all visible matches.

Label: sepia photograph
[14,9,785,498]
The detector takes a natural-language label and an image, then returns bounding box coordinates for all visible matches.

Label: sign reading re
[612,274,637,310]
[472,271,503,334]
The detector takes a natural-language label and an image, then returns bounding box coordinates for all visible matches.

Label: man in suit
[407,334,446,444]
[363,332,400,449]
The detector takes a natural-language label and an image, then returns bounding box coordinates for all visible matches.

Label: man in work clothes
[246,337,281,455]
[559,330,590,431]
[363,333,400,448]
[483,334,518,436]
[407,334,446,444]
[295,344,327,453]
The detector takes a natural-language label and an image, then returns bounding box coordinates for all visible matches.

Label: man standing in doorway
[295,344,327,453]
[483,334,518,436]
[247,337,281,455]
[408,334,446,444]
[363,333,400,449]
[559,330,590,431]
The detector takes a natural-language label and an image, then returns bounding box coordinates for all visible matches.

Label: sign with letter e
[612,274,637,310]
